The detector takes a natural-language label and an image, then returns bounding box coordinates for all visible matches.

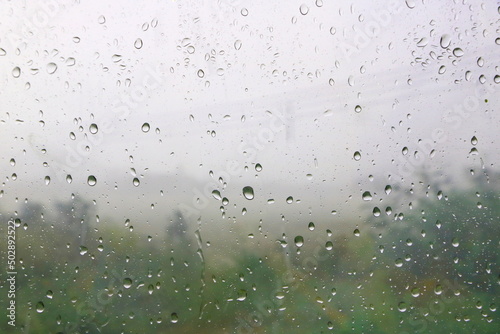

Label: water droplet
[89,123,98,134]
[385,185,392,195]
[255,163,262,172]
[471,136,478,145]
[44,176,51,185]
[10,158,15,166]
[142,123,150,132]
[0,48,6,56]
[79,246,88,255]
[123,278,133,289]
[353,151,361,161]
[440,34,451,48]
[453,48,464,57]
[242,186,254,200]
[170,313,178,323]
[395,258,404,267]
[36,301,45,313]
[46,290,53,299]
[133,178,140,187]
[373,207,381,217]
[438,65,446,74]
[494,75,500,84]
[66,175,72,184]
[294,236,304,247]
[87,175,97,186]
[315,0,323,7]
[12,67,21,78]
[73,36,80,43]
[98,15,106,24]
[451,238,459,247]
[286,196,293,204]
[299,4,309,15]
[134,38,143,49]
[212,190,221,200]
[308,222,315,231]
[405,0,416,9]
[47,62,57,74]
[354,105,362,113]
[241,8,249,16]
[362,191,372,201]
[237,289,247,301]
[197,69,205,78]
[477,57,484,67]
[398,302,407,312]
[325,241,333,250]
[353,229,360,237]
[234,40,242,50]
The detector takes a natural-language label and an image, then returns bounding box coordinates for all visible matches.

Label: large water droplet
[294,236,304,247]
[361,192,372,201]
[440,34,451,48]
[242,186,254,200]
[89,123,98,134]
[47,63,58,74]
[36,301,45,313]
[171,313,178,323]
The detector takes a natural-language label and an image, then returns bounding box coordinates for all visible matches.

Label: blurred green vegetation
[0,173,498,333]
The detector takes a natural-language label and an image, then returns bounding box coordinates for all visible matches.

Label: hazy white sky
[1,0,498,237]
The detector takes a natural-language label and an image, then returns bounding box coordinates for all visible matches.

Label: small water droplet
[66,175,72,184]
[123,278,133,289]
[325,241,333,250]
[243,186,254,200]
[234,40,242,50]
[142,123,150,132]
[453,48,464,57]
[315,0,323,7]
[133,178,140,187]
[212,190,221,200]
[241,8,249,16]
[395,258,404,267]
[134,38,143,49]
[98,15,106,24]
[398,302,407,312]
[405,0,416,9]
[471,136,478,145]
[197,69,205,78]
[286,196,293,204]
[308,222,315,231]
[44,176,51,185]
[353,229,360,237]
[255,163,262,172]
[353,151,361,161]
[46,290,53,299]
[299,4,309,15]
[170,313,178,323]
[451,238,459,247]
[12,67,21,78]
[87,175,97,186]
[385,185,392,195]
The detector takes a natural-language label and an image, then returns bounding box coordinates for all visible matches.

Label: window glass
[1,1,498,333]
